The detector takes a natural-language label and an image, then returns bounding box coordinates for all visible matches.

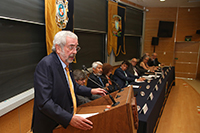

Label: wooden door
[174,42,200,79]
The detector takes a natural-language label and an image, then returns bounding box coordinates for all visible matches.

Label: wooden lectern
[53,86,138,133]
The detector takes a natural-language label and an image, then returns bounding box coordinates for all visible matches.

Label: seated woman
[139,56,157,72]
[102,63,115,92]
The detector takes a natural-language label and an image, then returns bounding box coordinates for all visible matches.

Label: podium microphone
[106,77,123,92]
[82,65,120,107]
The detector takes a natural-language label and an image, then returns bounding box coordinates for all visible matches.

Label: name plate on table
[162,74,165,79]
[147,92,154,101]
[132,85,140,89]
[159,79,162,84]
[165,71,167,75]
[139,103,148,114]
[146,85,150,90]
[154,85,158,91]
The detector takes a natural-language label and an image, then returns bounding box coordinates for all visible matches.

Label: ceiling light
[160,0,165,2]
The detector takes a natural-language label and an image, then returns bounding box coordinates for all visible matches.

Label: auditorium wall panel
[144,19,159,30]
[175,63,197,73]
[120,0,143,9]
[155,51,174,66]
[143,7,200,79]
[175,73,196,79]
[143,7,177,66]
[176,7,200,42]
[0,108,21,133]
[174,42,199,78]
[19,100,34,133]
[0,100,33,133]
[144,29,158,41]
[143,40,154,52]
[175,41,199,52]
[155,40,174,52]
[175,53,198,63]
[197,54,200,79]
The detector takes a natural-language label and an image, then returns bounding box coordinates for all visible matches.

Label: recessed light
[160,0,165,2]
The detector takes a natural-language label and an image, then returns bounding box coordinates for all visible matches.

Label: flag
[107,0,126,56]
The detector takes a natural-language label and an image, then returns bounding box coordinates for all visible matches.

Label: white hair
[52,31,78,52]
[92,61,103,69]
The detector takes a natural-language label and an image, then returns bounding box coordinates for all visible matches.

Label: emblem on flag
[56,0,69,29]
[112,15,122,37]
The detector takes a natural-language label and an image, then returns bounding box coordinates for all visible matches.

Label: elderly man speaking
[31,31,106,133]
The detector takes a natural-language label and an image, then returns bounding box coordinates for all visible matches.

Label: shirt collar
[56,53,67,69]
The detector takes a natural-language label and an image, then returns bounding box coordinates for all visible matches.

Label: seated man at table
[113,60,145,89]
[148,53,164,66]
[87,61,108,99]
[127,58,147,76]
[73,69,91,106]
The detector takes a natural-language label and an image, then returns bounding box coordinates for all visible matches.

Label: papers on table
[155,72,162,75]
[75,112,99,118]
[135,80,145,83]
[142,75,160,79]
[128,85,140,89]
[132,85,140,88]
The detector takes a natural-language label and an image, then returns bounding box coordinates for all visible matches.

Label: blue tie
[98,77,104,87]
[124,71,129,86]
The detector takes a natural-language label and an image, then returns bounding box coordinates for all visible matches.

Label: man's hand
[91,88,107,96]
[69,115,93,131]
[105,83,109,87]
[136,77,146,81]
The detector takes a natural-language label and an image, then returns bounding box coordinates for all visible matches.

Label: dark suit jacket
[31,52,92,133]
[148,58,160,66]
[87,73,108,88]
[127,65,146,76]
[113,67,138,89]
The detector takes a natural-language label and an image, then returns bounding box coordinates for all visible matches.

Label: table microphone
[82,65,120,107]
[101,76,124,93]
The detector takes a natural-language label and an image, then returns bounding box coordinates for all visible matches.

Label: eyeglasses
[66,45,81,52]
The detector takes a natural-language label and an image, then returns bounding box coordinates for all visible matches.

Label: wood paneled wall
[143,7,200,78]
[144,7,177,66]
[0,100,34,133]
[176,7,200,42]
[120,0,143,9]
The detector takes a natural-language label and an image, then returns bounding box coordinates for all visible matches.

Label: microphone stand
[100,76,124,98]
[82,66,120,107]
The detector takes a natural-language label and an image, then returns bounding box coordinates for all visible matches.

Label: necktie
[98,76,104,87]
[133,67,139,76]
[124,71,129,86]
[65,67,77,115]
[106,75,112,85]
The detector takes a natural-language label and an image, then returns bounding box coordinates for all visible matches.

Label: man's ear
[55,44,61,54]
[92,67,95,72]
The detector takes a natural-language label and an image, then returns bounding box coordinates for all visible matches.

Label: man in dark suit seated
[31,31,107,133]
[148,53,163,66]
[87,61,108,99]
[127,58,147,76]
[113,60,145,89]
